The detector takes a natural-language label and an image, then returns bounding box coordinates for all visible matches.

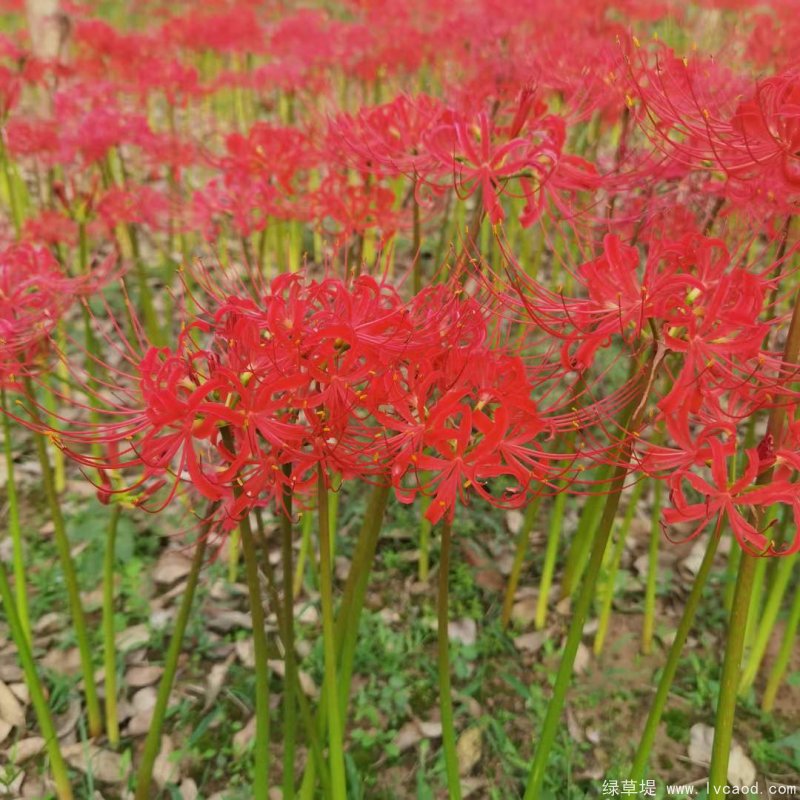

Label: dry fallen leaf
[21,777,46,798]
[0,769,24,796]
[456,727,482,776]
[180,779,199,800]
[235,638,255,668]
[153,551,193,585]
[9,682,28,705]
[132,688,157,717]
[41,646,81,675]
[448,618,477,647]
[267,659,318,698]
[574,642,591,675]
[506,510,524,534]
[206,610,253,633]
[682,540,706,576]
[63,743,129,784]
[126,709,155,738]
[33,612,64,635]
[0,719,12,745]
[126,665,164,688]
[152,735,179,789]
[55,699,82,739]
[204,654,235,710]
[116,624,150,652]
[688,723,756,787]
[510,595,538,627]
[393,718,443,752]
[0,679,25,728]
[513,631,547,654]
[727,744,757,788]
[233,716,257,752]
[12,737,45,763]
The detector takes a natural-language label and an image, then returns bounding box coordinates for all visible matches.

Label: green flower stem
[558,478,606,600]
[594,477,645,655]
[336,483,391,712]
[318,465,347,799]
[709,552,757,796]
[740,539,795,694]
[25,388,102,738]
[135,507,216,800]
[412,185,422,294]
[0,139,24,235]
[102,504,122,748]
[227,527,240,583]
[328,477,340,561]
[761,577,800,712]
[419,475,433,581]
[280,482,297,800]
[743,557,767,654]
[293,510,314,597]
[535,490,567,630]
[438,519,462,800]
[1,389,31,644]
[299,482,390,800]
[251,510,331,797]
[722,545,741,614]
[524,342,662,800]
[135,524,212,800]
[641,477,662,655]
[630,518,722,783]
[0,560,73,800]
[710,269,800,793]
[501,497,540,630]
[238,508,271,797]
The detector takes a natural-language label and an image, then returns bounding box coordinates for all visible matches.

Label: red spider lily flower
[663,438,793,555]
[421,95,565,226]
[311,173,398,249]
[159,7,265,55]
[0,245,84,383]
[634,46,800,213]
[22,211,79,248]
[328,93,445,179]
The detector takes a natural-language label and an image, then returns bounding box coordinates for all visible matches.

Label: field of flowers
[1,0,800,797]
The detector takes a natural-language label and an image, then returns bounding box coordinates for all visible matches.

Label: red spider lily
[634,46,800,213]
[311,173,398,248]
[663,437,798,555]
[328,93,444,179]
[0,245,85,383]
[421,94,567,226]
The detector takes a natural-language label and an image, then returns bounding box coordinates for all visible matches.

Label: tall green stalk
[709,553,757,797]
[709,270,800,792]
[524,341,662,800]
[25,386,102,738]
[1,389,30,644]
[630,519,722,782]
[437,519,462,800]
[135,508,216,800]
[238,507,271,797]
[535,490,567,630]
[317,465,347,799]
[0,561,73,799]
[280,481,297,800]
[740,548,796,693]
[558,478,606,600]
[641,477,662,655]
[501,497,540,629]
[594,478,645,655]
[102,504,122,748]
[299,482,391,799]
[761,578,800,712]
